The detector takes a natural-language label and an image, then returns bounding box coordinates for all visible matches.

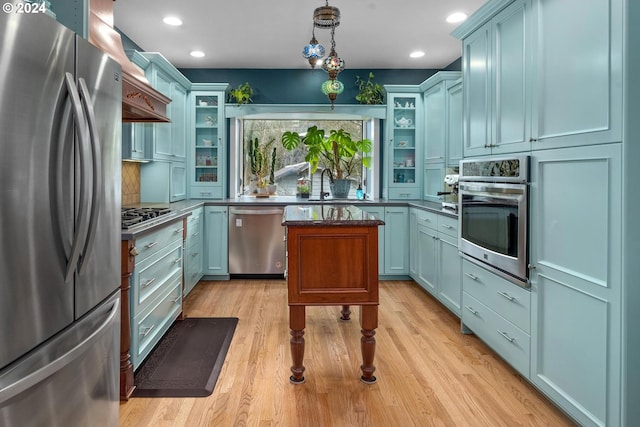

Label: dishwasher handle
[230,208,284,215]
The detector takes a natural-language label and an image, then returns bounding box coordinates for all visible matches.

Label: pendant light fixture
[301,0,345,108]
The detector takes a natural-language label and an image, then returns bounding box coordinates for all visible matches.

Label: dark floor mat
[132,317,238,397]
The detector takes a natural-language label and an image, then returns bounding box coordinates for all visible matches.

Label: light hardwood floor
[119,279,576,427]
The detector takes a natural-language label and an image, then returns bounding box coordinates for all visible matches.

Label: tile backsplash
[121,161,140,206]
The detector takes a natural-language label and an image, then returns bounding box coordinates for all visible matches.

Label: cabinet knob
[529,137,538,142]
[129,246,139,257]
[528,264,536,269]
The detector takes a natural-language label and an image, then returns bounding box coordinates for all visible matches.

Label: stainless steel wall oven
[458,156,530,288]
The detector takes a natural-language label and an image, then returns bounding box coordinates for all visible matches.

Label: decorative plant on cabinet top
[228,82,254,105]
[355,72,385,105]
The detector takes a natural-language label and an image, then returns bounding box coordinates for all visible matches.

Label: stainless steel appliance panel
[229,207,286,275]
[74,36,121,318]
[0,293,120,427]
[0,12,76,369]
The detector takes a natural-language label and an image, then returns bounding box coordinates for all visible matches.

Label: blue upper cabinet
[453,0,622,156]
[189,85,229,199]
[455,0,531,157]
[128,51,191,163]
[528,0,622,149]
[383,88,422,200]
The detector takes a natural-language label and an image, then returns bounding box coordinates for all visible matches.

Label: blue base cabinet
[203,206,229,278]
[184,207,204,296]
[359,206,408,277]
[529,144,622,427]
[410,208,461,316]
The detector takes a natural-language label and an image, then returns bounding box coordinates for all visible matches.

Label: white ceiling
[113,0,486,70]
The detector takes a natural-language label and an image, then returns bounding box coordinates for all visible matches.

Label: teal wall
[179,68,450,104]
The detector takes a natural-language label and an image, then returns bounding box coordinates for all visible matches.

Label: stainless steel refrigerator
[0,12,121,426]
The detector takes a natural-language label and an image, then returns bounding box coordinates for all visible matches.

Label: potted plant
[296,177,310,198]
[229,82,254,105]
[281,126,372,198]
[268,146,277,194]
[247,137,275,194]
[355,72,385,105]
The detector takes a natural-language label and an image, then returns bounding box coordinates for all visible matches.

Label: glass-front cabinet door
[384,90,422,199]
[189,88,227,199]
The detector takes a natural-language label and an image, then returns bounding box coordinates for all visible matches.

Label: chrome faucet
[319,169,333,200]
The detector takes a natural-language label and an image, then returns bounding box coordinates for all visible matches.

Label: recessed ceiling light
[163,16,183,26]
[446,12,468,23]
[409,51,425,59]
[190,51,205,58]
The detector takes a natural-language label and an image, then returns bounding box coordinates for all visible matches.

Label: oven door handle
[459,182,526,196]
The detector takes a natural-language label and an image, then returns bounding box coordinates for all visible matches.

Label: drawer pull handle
[464,305,478,316]
[191,252,199,258]
[421,217,431,222]
[140,324,156,337]
[441,224,453,229]
[172,257,183,265]
[191,232,200,238]
[171,296,181,304]
[497,291,515,302]
[497,330,515,343]
[464,273,478,281]
[142,277,156,288]
[174,228,184,235]
[144,241,158,249]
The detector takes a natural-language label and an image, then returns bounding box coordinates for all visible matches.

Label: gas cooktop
[121,207,171,229]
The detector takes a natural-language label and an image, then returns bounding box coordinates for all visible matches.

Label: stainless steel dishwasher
[228,206,286,276]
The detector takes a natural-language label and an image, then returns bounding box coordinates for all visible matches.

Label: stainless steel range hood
[88,0,170,122]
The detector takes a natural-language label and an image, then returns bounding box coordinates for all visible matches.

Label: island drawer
[462,291,530,378]
[462,260,530,333]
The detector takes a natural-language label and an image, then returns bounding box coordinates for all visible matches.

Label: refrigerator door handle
[63,72,90,283]
[76,78,103,274]
[0,297,120,403]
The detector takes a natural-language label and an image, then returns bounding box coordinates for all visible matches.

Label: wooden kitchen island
[282,205,384,384]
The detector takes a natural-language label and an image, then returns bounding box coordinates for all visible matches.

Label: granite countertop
[121,197,455,239]
[282,205,385,226]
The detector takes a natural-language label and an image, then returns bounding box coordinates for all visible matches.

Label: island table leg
[359,304,378,383]
[289,305,306,384]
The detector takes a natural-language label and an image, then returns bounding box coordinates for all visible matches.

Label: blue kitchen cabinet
[122,122,149,161]
[203,206,229,278]
[135,52,190,163]
[383,206,409,275]
[184,207,204,296]
[446,79,463,168]
[529,144,622,427]
[189,85,228,199]
[411,208,461,316]
[408,208,418,278]
[529,0,622,150]
[383,89,422,200]
[359,206,385,276]
[140,161,186,203]
[420,72,462,201]
[359,206,408,277]
[454,0,531,157]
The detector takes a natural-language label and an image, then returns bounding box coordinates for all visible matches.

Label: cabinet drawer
[438,215,458,238]
[132,242,183,316]
[462,260,530,332]
[190,186,222,199]
[131,278,182,370]
[462,292,530,377]
[415,209,438,229]
[388,187,421,200]
[135,221,184,262]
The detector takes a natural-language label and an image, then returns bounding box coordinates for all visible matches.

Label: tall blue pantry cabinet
[453,0,634,426]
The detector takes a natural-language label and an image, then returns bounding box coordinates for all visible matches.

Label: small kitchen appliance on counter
[438,174,459,211]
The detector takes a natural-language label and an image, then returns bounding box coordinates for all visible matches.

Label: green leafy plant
[281,126,372,180]
[355,72,384,105]
[229,82,254,105]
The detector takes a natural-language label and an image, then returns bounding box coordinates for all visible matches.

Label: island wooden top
[282,205,385,226]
